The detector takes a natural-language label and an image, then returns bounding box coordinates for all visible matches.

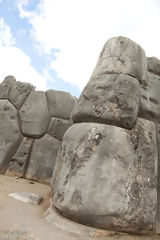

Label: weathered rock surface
[0,76,16,99]
[52,120,157,233]
[147,57,160,76]
[9,81,35,109]
[26,134,60,183]
[0,100,23,174]
[7,137,33,177]
[72,74,140,129]
[47,117,72,140]
[91,36,147,83]
[46,90,76,120]
[19,91,50,138]
[156,124,160,233]
[139,72,160,123]
[9,192,43,204]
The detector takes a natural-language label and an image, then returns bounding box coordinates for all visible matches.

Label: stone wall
[0,76,76,183]
[51,36,160,234]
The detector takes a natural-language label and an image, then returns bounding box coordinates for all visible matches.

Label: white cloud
[0,18,15,46]
[0,18,47,90]
[19,0,160,90]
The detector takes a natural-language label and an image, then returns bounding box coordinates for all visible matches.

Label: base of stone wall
[44,206,157,238]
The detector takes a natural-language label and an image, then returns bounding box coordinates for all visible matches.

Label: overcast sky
[0,0,160,97]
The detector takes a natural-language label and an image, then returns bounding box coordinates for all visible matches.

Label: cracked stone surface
[147,57,160,76]
[7,137,33,177]
[72,74,140,129]
[52,120,157,233]
[0,100,23,174]
[139,71,160,123]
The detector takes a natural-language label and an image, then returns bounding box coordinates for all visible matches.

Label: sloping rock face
[0,77,76,183]
[51,36,160,234]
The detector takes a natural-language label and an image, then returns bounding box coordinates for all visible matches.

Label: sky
[0,0,160,97]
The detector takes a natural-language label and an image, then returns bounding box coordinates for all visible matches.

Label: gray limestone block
[72,74,140,129]
[147,57,160,76]
[51,120,157,233]
[25,134,60,184]
[139,72,160,123]
[0,76,16,99]
[19,91,50,138]
[91,36,147,83]
[7,137,33,177]
[0,100,23,174]
[156,124,160,233]
[46,90,76,120]
[9,81,35,109]
[47,117,72,140]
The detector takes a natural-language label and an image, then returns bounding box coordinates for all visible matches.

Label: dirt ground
[0,175,160,240]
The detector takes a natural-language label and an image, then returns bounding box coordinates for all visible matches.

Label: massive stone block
[0,100,23,174]
[9,81,35,109]
[51,120,157,233]
[19,91,50,138]
[7,137,33,177]
[46,90,76,120]
[139,72,160,123]
[72,37,148,129]
[0,76,16,99]
[25,134,60,183]
[72,74,140,129]
[47,117,72,140]
[147,57,160,76]
[91,36,147,83]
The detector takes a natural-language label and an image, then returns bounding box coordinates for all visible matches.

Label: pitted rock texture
[0,100,23,174]
[47,117,72,140]
[91,36,147,83]
[0,76,16,99]
[147,57,160,76]
[46,90,76,120]
[0,76,76,183]
[139,72,160,123]
[72,74,140,129]
[19,91,50,138]
[51,120,157,233]
[7,137,33,177]
[0,76,35,109]
[25,134,60,183]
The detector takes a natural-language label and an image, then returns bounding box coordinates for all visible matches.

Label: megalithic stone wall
[51,36,160,234]
[0,76,76,183]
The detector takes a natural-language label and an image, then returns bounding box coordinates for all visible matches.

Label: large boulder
[72,74,140,129]
[72,37,147,129]
[19,91,50,138]
[47,117,72,141]
[0,100,23,174]
[0,76,16,99]
[0,76,34,109]
[25,134,60,183]
[46,90,76,120]
[8,81,35,109]
[90,36,147,83]
[139,72,160,123]
[147,57,160,76]
[51,120,157,233]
